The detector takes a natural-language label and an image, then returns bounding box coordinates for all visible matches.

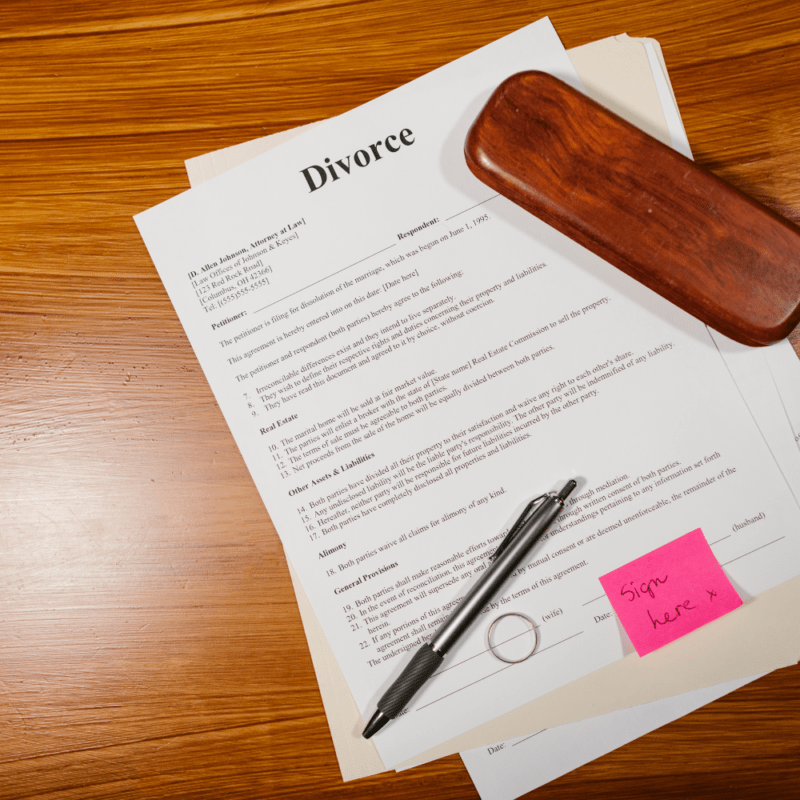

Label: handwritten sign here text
[599,528,742,656]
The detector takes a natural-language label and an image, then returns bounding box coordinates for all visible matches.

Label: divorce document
[135,18,800,767]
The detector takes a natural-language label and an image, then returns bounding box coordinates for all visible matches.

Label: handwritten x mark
[707,589,717,601]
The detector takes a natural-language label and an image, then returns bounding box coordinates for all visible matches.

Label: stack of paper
[136,18,800,798]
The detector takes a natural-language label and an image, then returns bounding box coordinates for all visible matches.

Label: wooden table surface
[2,1,799,798]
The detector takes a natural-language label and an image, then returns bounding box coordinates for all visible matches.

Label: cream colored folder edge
[185,35,800,780]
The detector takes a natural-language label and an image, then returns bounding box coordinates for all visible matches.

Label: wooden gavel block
[465,71,800,346]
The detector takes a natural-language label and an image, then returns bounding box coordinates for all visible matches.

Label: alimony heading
[300,127,415,192]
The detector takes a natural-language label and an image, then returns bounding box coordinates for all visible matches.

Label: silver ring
[487,612,538,663]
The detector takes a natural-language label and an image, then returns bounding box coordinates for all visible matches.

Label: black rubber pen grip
[376,643,444,718]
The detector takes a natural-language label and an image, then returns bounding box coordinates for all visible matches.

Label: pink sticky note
[599,528,742,656]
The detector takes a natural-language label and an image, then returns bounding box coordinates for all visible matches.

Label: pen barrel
[375,642,444,719]
[430,496,563,654]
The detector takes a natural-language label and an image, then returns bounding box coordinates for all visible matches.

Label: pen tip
[362,709,391,739]
[557,480,577,501]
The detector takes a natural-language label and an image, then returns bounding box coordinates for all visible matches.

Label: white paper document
[136,18,800,767]
[765,340,800,447]
[451,38,800,797]
[461,673,760,800]
[182,33,800,783]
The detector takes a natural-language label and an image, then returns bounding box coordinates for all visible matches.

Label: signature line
[582,594,606,606]
[445,195,500,221]
[416,632,583,710]
[437,625,540,675]
[513,729,547,746]
[720,537,784,567]
[252,243,396,313]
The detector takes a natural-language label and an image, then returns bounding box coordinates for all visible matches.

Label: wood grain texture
[1,1,798,798]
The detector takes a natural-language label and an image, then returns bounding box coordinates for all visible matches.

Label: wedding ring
[487,612,538,663]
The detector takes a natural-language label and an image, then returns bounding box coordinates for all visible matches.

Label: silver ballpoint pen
[362,479,577,738]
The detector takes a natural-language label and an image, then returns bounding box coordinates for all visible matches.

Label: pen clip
[489,494,548,562]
